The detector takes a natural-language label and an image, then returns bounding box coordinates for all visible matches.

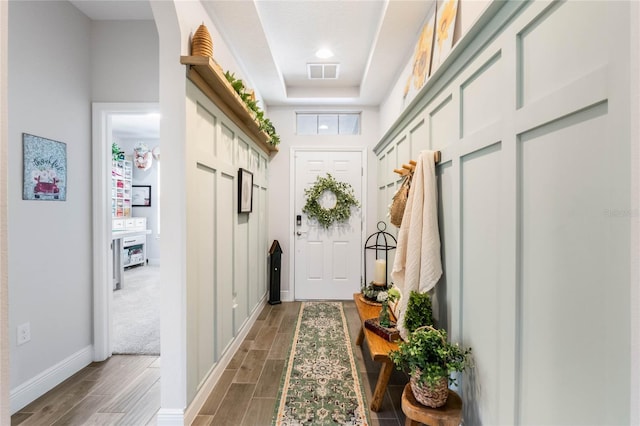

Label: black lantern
[362,221,397,301]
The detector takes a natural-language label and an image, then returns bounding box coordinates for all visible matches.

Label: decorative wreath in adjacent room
[303,174,360,229]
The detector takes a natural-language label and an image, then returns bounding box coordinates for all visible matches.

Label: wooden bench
[353,293,401,412]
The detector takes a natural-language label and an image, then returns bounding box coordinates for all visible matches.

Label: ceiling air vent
[307,63,340,80]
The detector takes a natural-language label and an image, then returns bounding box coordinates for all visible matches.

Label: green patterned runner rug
[274,301,369,425]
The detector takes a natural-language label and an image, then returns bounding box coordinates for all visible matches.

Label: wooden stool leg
[370,360,394,412]
[356,326,364,346]
[405,418,420,426]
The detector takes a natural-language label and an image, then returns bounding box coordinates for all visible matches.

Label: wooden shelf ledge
[180,55,279,156]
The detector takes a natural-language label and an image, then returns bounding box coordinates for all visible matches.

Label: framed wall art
[402,2,437,106]
[132,185,152,207]
[431,0,459,72]
[22,133,67,201]
[238,168,253,213]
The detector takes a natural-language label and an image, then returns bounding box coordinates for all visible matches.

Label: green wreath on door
[302,174,360,229]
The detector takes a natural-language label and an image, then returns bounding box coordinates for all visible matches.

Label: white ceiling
[70,0,434,107]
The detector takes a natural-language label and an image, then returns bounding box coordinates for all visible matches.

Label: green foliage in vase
[389,326,471,388]
[224,71,280,146]
[404,291,434,334]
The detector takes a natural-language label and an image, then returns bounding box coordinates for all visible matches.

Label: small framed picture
[23,133,67,201]
[238,168,253,213]
[132,185,151,207]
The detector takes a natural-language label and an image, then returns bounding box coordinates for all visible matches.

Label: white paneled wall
[375,1,631,424]
[185,81,269,403]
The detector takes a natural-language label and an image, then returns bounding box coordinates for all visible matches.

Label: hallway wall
[375,1,634,423]
[149,1,271,421]
[7,2,160,414]
[632,4,640,423]
[8,0,92,398]
[0,0,9,422]
[91,20,159,103]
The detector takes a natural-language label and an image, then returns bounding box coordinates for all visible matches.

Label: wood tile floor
[11,301,408,425]
[11,356,161,426]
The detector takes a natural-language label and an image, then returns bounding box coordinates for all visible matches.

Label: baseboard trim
[183,296,268,425]
[156,408,185,425]
[281,290,293,302]
[9,345,93,414]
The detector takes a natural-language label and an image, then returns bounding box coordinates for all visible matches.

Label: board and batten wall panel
[460,143,502,423]
[374,1,631,424]
[216,171,235,360]
[248,188,259,309]
[518,103,613,425]
[259,187,268,298]
[194,164,216,390]
[185,80,269,405]
[435,161,455,331]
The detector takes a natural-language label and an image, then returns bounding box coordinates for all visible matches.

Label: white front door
[294,150,364,300]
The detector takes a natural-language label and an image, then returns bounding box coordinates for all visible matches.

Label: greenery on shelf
[224,71,280,146]
[404,291,434,334]
[302,174,360,229]
[389,326,472,388]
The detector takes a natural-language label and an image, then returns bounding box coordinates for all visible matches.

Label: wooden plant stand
[401,384,462,426]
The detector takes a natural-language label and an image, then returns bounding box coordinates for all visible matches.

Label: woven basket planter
[389,173,411,227]
[410,374,448,408]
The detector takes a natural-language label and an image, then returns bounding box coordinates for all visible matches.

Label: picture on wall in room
[132,185,151,207]
[431,0,459,72]
[238,168,253,213]
[22,133,67,201]
[402,1,436,106]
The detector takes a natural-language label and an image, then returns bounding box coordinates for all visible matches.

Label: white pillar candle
[374,259,386,285]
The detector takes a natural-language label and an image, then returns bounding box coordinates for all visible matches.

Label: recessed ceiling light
[315,48,334,59]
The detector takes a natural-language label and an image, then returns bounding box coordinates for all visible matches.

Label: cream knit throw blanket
[391,150,442,340]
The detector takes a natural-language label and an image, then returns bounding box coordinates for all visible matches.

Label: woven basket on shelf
[192,24,213,57]
[410,373,449,408]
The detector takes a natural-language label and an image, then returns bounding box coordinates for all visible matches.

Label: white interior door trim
[288,146,367,301]
[92,102,159,361]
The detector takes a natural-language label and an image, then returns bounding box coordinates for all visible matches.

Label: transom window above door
[296,113,361,135]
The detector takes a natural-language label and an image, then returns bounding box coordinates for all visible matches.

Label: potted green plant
[389,326,471,408]
[403,290,434,334]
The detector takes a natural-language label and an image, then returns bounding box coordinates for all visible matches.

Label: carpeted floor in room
[113,264,160,355]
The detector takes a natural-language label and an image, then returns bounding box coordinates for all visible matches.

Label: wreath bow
[302,174,360,229]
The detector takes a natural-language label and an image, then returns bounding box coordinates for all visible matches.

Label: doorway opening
[92,103,160,361]
[111,113,160,355]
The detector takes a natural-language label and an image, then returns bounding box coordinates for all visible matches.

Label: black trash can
[268,240,282,305]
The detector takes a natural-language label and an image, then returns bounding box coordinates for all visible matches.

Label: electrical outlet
[17,322,30,345]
